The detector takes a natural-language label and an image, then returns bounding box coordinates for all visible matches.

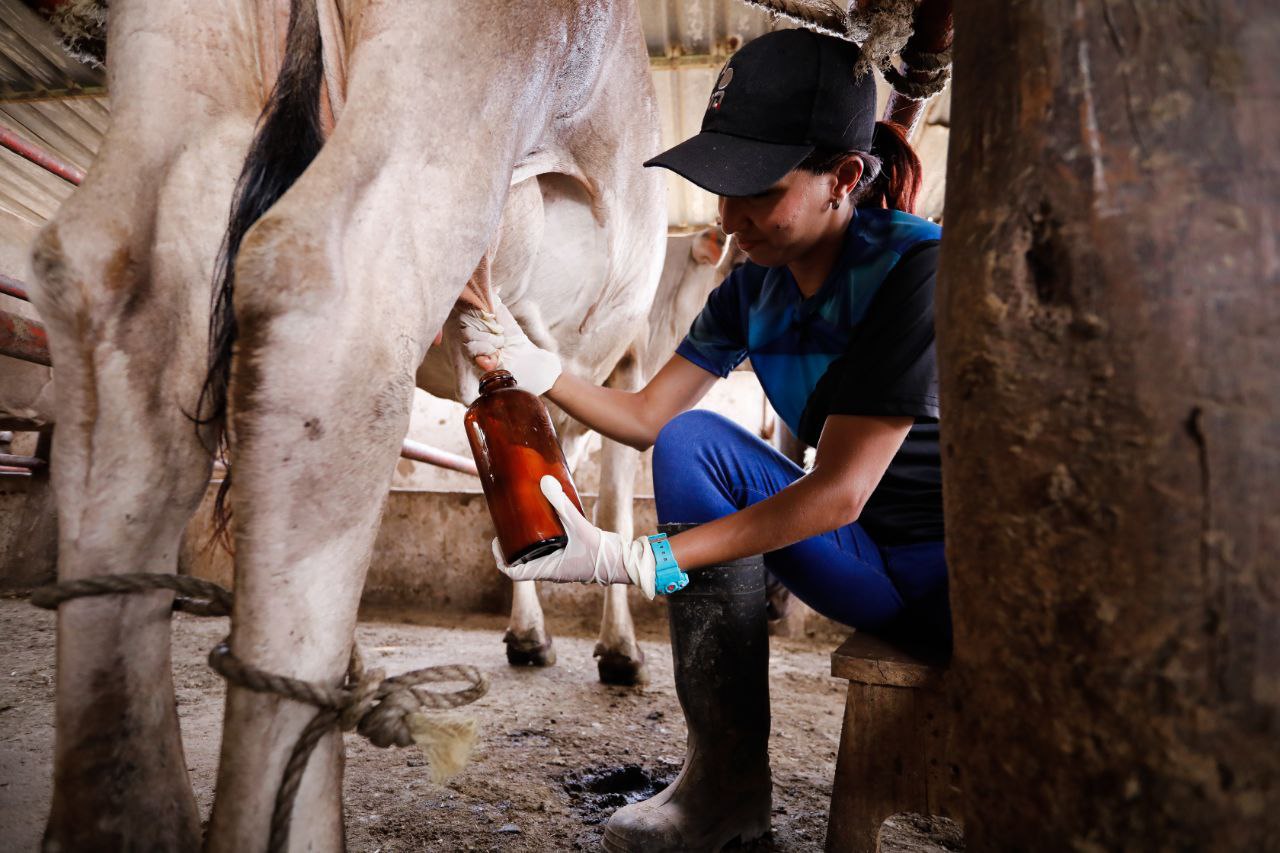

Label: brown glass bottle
[464,369,584,565]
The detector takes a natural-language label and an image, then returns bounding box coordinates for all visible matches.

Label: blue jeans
[652,410,951,652]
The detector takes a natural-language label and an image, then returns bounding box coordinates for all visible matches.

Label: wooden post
[938,1,1279,847]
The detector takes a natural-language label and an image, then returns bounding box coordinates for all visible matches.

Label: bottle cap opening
[478,369,516,395]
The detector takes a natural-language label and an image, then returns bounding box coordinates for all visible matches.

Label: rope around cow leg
[30,572,234,616]
[31,573,488,853]
[209,642,486,852]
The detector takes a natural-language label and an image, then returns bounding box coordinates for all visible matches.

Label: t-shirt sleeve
[799,242,941,443]
[674,268,751,378]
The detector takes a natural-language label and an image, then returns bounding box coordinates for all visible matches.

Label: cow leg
[203,17,541,843]
[506,580,557,666]
[31,156,240,853]
[31,169,247,849]
[203,202,447,849]
[28,13,256,845]
[593,353,648,686]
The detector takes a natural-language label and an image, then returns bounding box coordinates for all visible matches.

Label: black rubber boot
[603,523,771,852]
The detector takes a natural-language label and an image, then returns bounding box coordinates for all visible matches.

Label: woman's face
[717,168,841,269]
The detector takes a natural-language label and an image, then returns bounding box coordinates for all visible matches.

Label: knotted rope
[733,0,949,99]
[32,572,488,853]
[884,45,953,100]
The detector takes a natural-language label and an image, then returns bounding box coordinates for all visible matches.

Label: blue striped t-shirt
[677,207,942,440]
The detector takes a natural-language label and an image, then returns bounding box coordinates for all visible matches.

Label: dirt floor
[0,596,961,852]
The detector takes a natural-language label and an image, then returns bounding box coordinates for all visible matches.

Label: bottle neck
[478,369,517,396]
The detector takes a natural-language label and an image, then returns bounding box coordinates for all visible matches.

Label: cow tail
[195,0,325,544]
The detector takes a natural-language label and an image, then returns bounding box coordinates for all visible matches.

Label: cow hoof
[504,629,557,667]
[595,646,649,686]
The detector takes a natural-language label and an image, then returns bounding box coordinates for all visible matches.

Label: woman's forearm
[667,470,866,571]
[545,371,665,451]
[545,356,719,452]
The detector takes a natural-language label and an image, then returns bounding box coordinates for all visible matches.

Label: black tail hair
[195,0,325,542]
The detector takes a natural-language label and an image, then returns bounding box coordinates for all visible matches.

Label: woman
[463,29,947,852]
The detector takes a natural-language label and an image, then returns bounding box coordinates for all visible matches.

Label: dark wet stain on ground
[561,763,676,826]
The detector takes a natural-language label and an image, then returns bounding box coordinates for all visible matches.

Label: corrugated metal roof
[0,2,104,230]
[639,0,784,56]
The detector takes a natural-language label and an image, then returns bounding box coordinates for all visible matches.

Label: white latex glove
[493,476,657,600]
[459,295,562,397]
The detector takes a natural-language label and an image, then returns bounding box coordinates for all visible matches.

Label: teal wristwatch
[647,533,689,596]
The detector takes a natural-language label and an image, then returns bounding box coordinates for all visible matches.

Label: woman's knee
[654,410,736,464]
[652,410,742,523]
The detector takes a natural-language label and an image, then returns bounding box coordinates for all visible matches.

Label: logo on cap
[708,64,734,111]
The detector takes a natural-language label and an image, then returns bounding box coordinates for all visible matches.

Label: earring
[830,198,841,210]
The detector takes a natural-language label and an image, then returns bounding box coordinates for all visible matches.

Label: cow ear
[691,228,725,266]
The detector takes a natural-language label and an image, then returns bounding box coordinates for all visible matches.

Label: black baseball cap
[645,29,877,197]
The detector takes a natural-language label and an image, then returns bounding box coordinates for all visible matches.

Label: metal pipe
[0,278,476,477]
[0,452,45,470]
[0,308,52,366]
[0,126,86,186]
[400,438,479,477]
[0,466,33,477]
[1,273,31,301]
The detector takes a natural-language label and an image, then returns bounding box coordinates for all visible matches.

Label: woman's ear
[834,155,864,197]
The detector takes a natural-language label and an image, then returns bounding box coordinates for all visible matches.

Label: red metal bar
[0,308,52,366]
[1,273,31,301]
[0,276,475,477]
[883,0,954,134]
[0,452,45,470]
[0,126,86,185]
[400,438,479,477]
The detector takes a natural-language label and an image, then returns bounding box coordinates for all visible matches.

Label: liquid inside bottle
[464,369,584,565]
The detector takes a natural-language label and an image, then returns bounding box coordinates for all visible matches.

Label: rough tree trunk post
[938,1,1278,848]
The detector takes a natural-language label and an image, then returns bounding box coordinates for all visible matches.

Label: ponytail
[865,120,922,214]
[795,120,923,214]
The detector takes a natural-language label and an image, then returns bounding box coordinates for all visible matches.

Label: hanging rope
[31,572,488,853]
[852,0,919,78]
[731,0,949,99]
[46,0,109,69]
[883,43,952,100]
[884,64,951,100]
[901,43,953,71]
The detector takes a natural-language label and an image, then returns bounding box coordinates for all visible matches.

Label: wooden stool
[825,632,962,852]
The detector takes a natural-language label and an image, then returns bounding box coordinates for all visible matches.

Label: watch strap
[647,532,689,596]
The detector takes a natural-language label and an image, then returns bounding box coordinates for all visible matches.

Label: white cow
[419,226,737,685]
[29,1,664,849]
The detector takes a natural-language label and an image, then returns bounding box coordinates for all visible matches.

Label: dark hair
[195,0,326,542]
[796,120,922,214]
